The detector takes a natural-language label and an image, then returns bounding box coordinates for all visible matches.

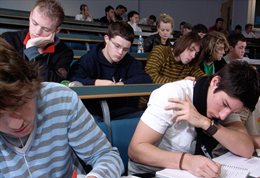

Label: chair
[111,117,140,175]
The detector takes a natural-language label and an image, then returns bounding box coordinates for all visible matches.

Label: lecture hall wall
[0,0,249,31]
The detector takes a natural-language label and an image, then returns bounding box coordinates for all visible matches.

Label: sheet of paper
[213,152,260,177]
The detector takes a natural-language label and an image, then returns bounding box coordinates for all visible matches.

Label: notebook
[156,165,249,178]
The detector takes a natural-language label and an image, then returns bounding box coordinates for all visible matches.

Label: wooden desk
[73,50,149,61]
[0,8,108,28]
[70,84,161,99]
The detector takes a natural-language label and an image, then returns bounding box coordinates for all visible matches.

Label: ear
[229,46,234,52]
[104,35,109,43]
[55,27,61,34]
[210,76,220,88]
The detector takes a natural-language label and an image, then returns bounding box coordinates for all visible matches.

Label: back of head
[127,10,139,21]
[107,21,135,43]
[32,0,65,27]
[228,34,246,47]
[192,24,208,34]
[157,13,174,29]
[213,61,259,111]
[199,31,229,62]
[0,38,41,111]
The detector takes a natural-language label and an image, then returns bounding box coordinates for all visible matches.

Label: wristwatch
[204,120,218,136]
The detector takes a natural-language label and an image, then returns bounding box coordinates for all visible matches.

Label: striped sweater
[145,45,204,84]
[0,82,124,178]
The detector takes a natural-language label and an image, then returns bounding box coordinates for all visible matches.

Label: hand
[115,81,124,85]
[95,79,115,86]
[184,76,195,81]
[26,33,55,49]
[184,154,221,178]
[165,95,210,129]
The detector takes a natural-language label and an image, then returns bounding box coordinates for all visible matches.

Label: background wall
[0,0,250,32]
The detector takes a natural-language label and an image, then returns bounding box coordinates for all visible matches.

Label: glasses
[110,39,130,52]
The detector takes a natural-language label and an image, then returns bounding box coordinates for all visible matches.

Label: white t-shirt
[75,14,92,22]
[128,80,240,174]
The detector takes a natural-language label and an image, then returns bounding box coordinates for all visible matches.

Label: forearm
[213,123,254,158]
[129,143,183,169]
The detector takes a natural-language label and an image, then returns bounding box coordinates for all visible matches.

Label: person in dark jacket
[1,0,73,83]
[69,21,152,118]
[144,13,174,52]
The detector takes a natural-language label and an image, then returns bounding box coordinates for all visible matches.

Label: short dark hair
[213,61,259,111]
[107,21,135,43]
[149,15,156,22]
[245,23,253,30]
[127,11,139,21]
[235,24,242,31]
[105,5,114,13]
[228,34,246,48]
[215,17,224,23]
[192,24,208,34]
[116,5,127,12]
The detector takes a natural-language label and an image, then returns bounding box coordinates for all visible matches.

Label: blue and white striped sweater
[0,82,124,178]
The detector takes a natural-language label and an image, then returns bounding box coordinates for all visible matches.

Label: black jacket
[1,29,73,82]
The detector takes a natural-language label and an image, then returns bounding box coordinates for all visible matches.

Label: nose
[219,108,232,120]
[191,51,196,59]
[7,113,24,130]
[118,48,124,55]
[35,26,43,36]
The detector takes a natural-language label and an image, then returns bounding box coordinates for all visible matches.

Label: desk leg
[100,100,112,142]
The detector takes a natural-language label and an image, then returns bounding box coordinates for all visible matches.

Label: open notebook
[156,165,249,178]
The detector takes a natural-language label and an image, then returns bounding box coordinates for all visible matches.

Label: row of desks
[0,8,156,32]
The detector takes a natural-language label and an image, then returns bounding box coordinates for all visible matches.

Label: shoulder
[151,80,194,100]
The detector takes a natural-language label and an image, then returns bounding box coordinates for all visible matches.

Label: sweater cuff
[24,46,41,61]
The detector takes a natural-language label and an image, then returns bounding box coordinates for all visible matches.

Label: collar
[23,32,55,53]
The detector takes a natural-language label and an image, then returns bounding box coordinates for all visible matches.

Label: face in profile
[29,6,59,38]
[178,42,200,64]
[206,76,243,120]
[231,41,246,59]
[104,35,131,63]
[213,43,225,61]
[158,22,173,41]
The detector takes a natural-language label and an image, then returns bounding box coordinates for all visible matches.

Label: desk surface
[70,84,161,99]
[73,50,149,61]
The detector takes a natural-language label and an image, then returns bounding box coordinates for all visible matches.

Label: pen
[112,76,116,83]
[201,145,212,159]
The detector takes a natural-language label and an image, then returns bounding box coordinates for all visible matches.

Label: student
[242,23,258,38]
[223,34,247,63]
[114,5,127,21]
[199,31,229,75]
[69,21,151,117]
[139,15,157,26]
[229,24,242,37]
[1,0,73,83]
[192,23,208,38]
[208,17,224,32]
[145,32,204,84]
[144,13,174,52]
[99,5,116,24]
[75,4,93,21]
[182,22,193,35]
[127,11,142,32]
[0,38,124,178]
[128,61,259,177]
